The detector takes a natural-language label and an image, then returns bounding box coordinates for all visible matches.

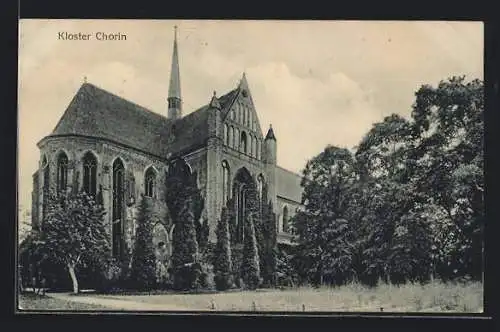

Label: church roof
[46,83,235,158]
[276,166,303,204]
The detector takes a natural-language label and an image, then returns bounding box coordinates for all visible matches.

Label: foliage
[294,146,357,286]
[241,213,261,289]
[275,245,298,287]
[260,199,278,287]
[293,76,483,286]
[165,158,201,291]
[408,77,484,280]
[129,195,158,290]
[197,218,210,252]
[35,190,111,293]
[213,206,233,290]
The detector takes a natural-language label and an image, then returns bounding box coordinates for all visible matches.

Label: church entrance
[232,168,256,244]
[112,158,125,259]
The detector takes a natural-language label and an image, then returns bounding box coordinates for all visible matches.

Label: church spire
[168,25,182,120]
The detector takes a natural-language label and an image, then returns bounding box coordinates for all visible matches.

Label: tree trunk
[68,264,79,294]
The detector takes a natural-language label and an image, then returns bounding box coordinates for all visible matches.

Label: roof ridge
[277,165,302,178]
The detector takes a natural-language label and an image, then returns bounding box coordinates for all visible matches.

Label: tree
[129,195,157,290]
[213,206,232,290]
[38,191,111,294]
[409,76,484,280]
[260,199,278,287]
[294,145,357,285]
[241,213,261,290]
[165,158,201,290]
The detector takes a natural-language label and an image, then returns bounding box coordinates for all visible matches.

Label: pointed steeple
[168,25,182,120]
[209,90,222,109]
[239,72,249,91]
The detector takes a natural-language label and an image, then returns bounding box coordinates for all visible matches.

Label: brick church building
[31,28,303,269]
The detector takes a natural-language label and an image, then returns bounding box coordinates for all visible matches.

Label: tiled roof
[276,166,303,203]
[219,88,240,119]
[47,83,235,158]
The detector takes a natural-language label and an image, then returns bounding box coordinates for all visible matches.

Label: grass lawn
[18,292,111,311]
[88,281,483,313]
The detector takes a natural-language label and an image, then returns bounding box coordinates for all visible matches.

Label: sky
[17,19,484,218]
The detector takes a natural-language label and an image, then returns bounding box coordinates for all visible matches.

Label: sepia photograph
[17,19,484,313]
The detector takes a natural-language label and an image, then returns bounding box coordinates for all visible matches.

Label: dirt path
[47,293,191,311]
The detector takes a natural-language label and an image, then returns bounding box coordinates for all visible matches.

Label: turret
[167,26,182,120]
[264,124,277,165]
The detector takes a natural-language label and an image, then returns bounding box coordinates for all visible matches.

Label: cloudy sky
[18,19,483,215]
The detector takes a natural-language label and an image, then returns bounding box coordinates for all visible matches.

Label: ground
[17,281,483,313]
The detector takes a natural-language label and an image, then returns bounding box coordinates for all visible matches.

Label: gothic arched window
[145,167,156,198]
[229,126,234,148]
[56,152,69,193]
[252,135,257,158]
[240,131,248,154]
[257,174,264,200]
[282,205,289,233]
[112,158,125,258]
[42,156,50,219]
[257,140,261,160]
[235,128,240,150]
[224,123,229,146]
[231,109,236,120]
[222,160,231,204]
[82,152,97,197]
[42,156,49,191]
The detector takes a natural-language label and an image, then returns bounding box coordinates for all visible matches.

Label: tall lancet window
[42,156,50,220]
[145,167,156,198]
[224,123,230,146]
[229,126,234,148]
[222,160,231,205]
[42,156,50,192]
[56,152,68,193]
[82,152,97,197]
[240,131,248,154]
[257,139,262,160]
[257,174,264,200]
[282,205,289,233]
[235,128,240,150]
[112,158,125,259]
[252,135,257,157]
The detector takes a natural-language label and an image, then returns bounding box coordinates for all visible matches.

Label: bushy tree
[129,195,157,290]
[279,76,483,287]
[241,213,261,290]
[213,206,232,290]
[37,191,111,294]
[408,77,484,280]
[294,146,357,286]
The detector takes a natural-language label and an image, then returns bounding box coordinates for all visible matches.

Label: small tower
[167,26,182,120]
[264,124,277,165]
[263,124,278,216]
